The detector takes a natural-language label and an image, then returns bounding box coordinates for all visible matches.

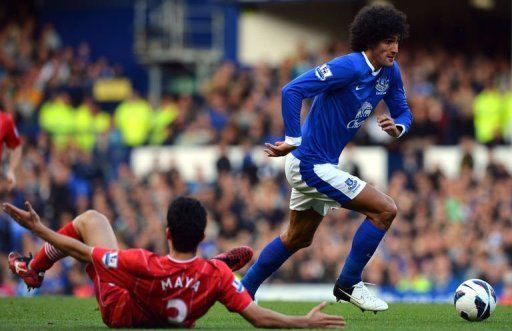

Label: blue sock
[242,236,293,298]
[337,219,386,288]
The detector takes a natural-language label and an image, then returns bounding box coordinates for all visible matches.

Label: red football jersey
[0,112,20,157]
[91,247,252,328]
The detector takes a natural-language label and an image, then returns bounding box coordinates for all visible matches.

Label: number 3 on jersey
[166,299,188,323]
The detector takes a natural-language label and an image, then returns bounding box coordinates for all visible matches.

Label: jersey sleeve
[91,247,154,289]
[4,114,21,149]
[383,63,413,138]
[281,56,358,144]
[214,261,252,313]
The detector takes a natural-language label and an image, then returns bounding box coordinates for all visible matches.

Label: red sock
[30,222,82,272]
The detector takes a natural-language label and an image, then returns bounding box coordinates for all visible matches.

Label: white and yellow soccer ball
[454,279,496,321]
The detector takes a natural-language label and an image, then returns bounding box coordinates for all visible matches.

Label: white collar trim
[167,255,199,263]
[362,51,381,76]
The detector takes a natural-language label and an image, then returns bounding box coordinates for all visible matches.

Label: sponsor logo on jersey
[102,251,118,269]
[375,76,389,95]
[315,63,333,81]
[232,279,244,293]
[347,102,373,129]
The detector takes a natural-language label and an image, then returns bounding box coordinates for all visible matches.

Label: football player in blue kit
[242,4,412,312]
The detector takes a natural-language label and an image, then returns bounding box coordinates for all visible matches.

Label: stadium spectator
[114,91,153,147]
[149,95,179,145]
[38,91,74,149]
[473,81,504,144]
[74,97,111,152]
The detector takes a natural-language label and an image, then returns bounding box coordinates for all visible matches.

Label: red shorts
[86,264,139,328]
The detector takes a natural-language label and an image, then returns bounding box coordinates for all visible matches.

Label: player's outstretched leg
[211,246,254,271]
[242,209,322,298]
[9,210,118,289]
[333,184,396,312]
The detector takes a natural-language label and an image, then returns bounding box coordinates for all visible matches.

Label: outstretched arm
[240,301,345,329]
[2,202,92,262]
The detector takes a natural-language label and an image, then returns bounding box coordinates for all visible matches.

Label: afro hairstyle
[349,4,409,52]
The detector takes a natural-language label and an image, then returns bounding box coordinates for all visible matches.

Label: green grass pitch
[0,297,511,330]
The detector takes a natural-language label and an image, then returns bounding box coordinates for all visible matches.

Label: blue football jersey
[282,52,412,164]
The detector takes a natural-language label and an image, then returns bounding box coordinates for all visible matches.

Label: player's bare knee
[378,200,397,229]
[385,200,398,225]
[74,209,108,228]
[368,199,397,230]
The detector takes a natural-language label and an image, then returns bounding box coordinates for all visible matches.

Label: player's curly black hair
[349,4,409,52]
[167,196,207,253]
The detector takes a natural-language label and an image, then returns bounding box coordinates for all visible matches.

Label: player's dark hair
[349,4,409,52]
[166,196,207,253]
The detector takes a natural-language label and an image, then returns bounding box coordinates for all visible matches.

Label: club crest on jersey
[345,178,359,191]
[347,102,373,129]
[232,279,244,293]
[102,251,118,269]
[315,63,333,81]
[375,76,389,95]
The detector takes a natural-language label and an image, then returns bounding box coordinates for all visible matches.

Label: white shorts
[285,154,366,216]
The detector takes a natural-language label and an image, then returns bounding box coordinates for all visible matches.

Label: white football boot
[333,281,388,313]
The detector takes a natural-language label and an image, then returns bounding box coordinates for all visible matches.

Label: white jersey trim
[167,255,199,263]
[395,124,406,138]
[361,51,382,76]
[284,136,302,147]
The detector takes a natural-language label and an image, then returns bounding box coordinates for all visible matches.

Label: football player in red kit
[6,197,345,329]
[0,109,22,191]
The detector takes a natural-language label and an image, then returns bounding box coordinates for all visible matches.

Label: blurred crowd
[1,10,512,304]
[1,13,511,151]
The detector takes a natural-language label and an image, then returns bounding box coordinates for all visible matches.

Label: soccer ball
[454,279,496,321]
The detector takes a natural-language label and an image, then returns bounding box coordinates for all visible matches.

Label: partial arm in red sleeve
[4,114,22,190]
[6,144,21,190]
